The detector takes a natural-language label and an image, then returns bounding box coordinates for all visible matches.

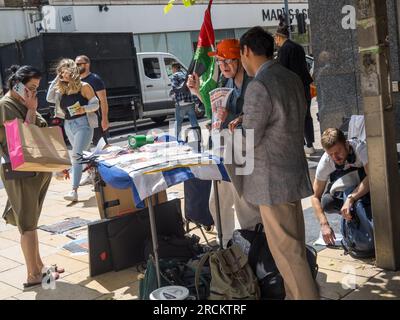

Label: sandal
[23,272,60,288]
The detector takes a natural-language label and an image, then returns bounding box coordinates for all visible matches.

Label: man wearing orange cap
[239,26,319,299]
[187,39,262,246]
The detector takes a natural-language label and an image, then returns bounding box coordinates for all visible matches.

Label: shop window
[143,58,161,79]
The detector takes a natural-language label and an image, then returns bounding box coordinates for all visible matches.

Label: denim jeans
[64,116,94,189]
[174,103,199,141]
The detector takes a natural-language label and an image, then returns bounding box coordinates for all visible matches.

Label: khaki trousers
[209,180,262,247]
[259,201,320,300]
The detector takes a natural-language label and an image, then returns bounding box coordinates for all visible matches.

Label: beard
[79,67,86,74]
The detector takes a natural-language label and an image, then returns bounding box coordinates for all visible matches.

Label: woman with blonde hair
[47,59,99,202]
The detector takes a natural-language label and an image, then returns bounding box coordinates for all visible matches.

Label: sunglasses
[76,63,87,66]
[216,59,237,66]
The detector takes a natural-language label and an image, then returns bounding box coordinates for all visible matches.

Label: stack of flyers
[209,87,233,131]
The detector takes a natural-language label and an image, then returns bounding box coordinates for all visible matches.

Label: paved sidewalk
[1,178,399,300]
[0,101,399,300]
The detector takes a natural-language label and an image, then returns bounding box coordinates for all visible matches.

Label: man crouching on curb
[311,128,370,246]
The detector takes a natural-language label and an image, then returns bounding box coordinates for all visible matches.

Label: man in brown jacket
[239,26,319,300]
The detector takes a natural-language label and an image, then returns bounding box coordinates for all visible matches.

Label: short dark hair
[6,65,42,90]
[76,55,90,64]
[172,63,181,70]
[275,25,290,38]
[240,26,275,58]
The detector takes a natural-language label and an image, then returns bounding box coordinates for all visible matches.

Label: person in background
[274,25,316,155]
[75,55,109,145]
[47,59,99,202]
[75,55,109,186]
[170,63,199,140]
[0,65,64,287]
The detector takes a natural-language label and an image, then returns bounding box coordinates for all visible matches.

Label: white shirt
[315,139,368,182]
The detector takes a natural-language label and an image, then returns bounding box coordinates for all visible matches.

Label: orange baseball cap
[208,39,241,60]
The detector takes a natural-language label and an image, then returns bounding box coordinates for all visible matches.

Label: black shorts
[93,113,109,146]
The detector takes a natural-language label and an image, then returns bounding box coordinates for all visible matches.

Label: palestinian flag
[192,0,218,119]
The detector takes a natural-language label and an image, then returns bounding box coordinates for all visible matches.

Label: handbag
[0,146,35,180]
[4,118,71,172]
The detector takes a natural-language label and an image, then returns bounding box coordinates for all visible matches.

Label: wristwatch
[347,194,355,201]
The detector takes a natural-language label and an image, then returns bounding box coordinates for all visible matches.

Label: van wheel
[151,116,167,125]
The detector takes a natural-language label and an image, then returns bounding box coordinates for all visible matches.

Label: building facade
[0,0,310,66]
[309,0,400,140]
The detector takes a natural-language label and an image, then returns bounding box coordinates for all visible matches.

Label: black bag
[143,234,203,261]
[230,224,318,300]
[341,196,375,259]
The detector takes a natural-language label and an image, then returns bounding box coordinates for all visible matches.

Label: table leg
[213,180,223,250]
[147,196,161,287]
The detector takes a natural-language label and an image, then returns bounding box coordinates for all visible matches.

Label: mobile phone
[13,82,26,100]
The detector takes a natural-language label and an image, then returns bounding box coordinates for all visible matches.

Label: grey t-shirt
[315,139,368,182]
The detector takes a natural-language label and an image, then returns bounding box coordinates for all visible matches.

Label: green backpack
[195,244,260,300]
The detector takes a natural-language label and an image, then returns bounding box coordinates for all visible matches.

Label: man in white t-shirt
[311,128,370,245]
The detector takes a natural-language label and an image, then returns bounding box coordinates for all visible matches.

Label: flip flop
[23,280,43,288]
[23,272,60,289]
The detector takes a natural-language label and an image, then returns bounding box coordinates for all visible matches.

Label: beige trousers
[259,201,320,300]
[209,180,262,247]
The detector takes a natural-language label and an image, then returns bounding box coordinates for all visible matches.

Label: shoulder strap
[194,252,212,300]
[247,224,265,272]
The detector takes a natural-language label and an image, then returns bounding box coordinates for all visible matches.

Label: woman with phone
[0,65,63,287]
[47,59,99,202]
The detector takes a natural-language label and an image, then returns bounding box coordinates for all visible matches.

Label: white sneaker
[79,172,94,186]
[64,190,78,202]
[304,146,316,155]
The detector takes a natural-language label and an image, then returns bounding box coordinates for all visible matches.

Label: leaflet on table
[98,141,210,172]
[126,155,215,178]
[116,152,211,173]
[209,87,233,131]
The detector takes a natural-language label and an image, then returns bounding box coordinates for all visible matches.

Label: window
[164,58,185,77]
[143,58,161,79]
[166,32,193,67]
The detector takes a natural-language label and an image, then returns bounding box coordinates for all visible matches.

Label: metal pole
[147,196,161,287]
[131,100,138,134]
[213,180,223,250]
[284,0,291,39]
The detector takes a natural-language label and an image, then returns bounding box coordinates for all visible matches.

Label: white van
[136,52,188,124]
